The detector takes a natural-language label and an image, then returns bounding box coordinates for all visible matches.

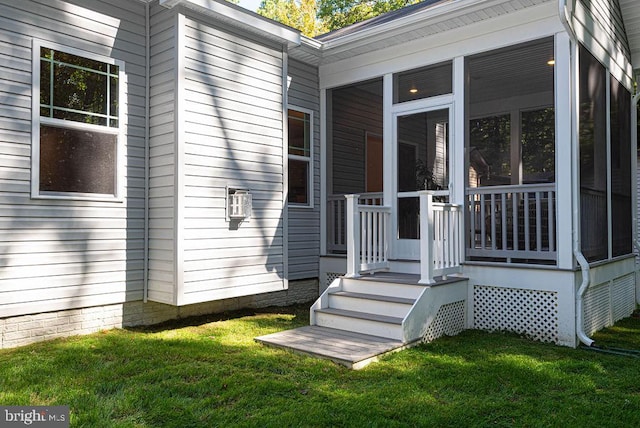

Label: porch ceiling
[619,0,640,81]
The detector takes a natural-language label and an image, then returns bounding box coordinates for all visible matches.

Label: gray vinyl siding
[147,1,177,305]
[287,59,320,280]
[575,0,634,86]
[0,0,146,317]
[179,13,286,305]
[579,0,631,62]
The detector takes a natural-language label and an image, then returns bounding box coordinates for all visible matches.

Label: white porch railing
[467,183,556,263]
[345,194,391,277]
[327,193,383,254]
[342,192,464,283]
[419,191,464,284]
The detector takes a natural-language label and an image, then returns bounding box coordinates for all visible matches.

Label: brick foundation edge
[0,279,319,349]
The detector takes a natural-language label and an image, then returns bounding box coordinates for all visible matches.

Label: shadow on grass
[2,312,640,426]
[129,302,312,333]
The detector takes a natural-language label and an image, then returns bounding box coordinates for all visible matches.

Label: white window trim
[31,39,126,202]
[287,106,314,208]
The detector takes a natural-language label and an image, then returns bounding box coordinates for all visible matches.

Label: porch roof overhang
[289,0,555,66]
[160,0,301,48]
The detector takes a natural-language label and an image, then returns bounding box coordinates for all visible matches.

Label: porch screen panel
[329,78,383,195]
[610,76,632,257]
[465,37,556,264]
[394,61,452,103]
[397,109,449,239]
[579,46,608,262]
[327,78,383,254]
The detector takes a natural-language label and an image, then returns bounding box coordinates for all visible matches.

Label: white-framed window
[287,107,313,207]
[31,39,125,200]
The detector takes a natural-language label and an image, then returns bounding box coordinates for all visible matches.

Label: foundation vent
[583,273,636,335]
[422,300,466,343]
[325,272,343,287]
[474,285,559,343]
[612,273,635,322]
[582,282,610,335]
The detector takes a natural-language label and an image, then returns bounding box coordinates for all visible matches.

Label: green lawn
[1,304,639,427]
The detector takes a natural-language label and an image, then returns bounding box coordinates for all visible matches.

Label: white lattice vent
[583,282,611,335]
[474,285,558,343]
[422,301,466,343]
[612,273,635,322]
[583,274,636,335]
[325,272,344,287]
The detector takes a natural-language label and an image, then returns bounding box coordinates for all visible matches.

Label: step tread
[315,307,404,325]
[330,291,415,305]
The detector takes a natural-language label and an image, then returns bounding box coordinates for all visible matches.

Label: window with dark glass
[288,109,311,205]
[37,45,120,197]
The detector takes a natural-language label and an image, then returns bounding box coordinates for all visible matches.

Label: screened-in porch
[324,37,564,271]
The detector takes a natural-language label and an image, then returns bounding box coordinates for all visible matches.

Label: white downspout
[143,1,151,303]
[559,0,594,347]
[633,92,640,305]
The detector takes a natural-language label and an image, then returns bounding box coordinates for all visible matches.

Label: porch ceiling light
[547,59,555,66]
[409,86,419,94]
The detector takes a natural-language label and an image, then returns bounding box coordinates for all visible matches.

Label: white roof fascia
[160,0,301,47]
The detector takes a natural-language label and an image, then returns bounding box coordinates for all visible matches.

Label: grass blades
[1,304,640,427]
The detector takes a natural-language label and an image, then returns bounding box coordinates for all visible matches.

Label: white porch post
[419,191,436,284]
[345,194,361,278]
[555,32,574,269]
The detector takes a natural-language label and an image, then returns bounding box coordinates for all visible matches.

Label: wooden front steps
[255,325,407,370]
[256,273,468,369]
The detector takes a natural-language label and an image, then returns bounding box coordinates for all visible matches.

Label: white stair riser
[341,279,425,299]
[328,295,412,318]
[315,312,404,341]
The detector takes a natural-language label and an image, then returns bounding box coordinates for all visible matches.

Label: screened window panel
[39,125,117,195]
[329,78,383,195]
[469,115,511,187]
[610,76,632,257]
[466,38,554,188]
[288,159,309,205]
[521,108,555,183]
[394,62,452,103]
[579,46,608,262]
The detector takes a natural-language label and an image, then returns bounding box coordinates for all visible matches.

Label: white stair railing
[419,191,463,284]
[345,194,391,277]
[327,193,383,254]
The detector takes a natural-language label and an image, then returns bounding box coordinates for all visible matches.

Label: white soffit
[291,0,555,65]
[160,0,301,47]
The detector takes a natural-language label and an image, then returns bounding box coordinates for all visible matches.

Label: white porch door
[392,106,451,260]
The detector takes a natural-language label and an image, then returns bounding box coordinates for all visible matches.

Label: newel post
[345,194,361,278]
[419,191,435,284]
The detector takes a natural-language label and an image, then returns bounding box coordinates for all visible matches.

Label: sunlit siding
[579,0,631,61]
[287,59,320,280]
[574,0,634,87]
[147,1,177,304]
[0,0,146,317]
[179,13,286,305]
